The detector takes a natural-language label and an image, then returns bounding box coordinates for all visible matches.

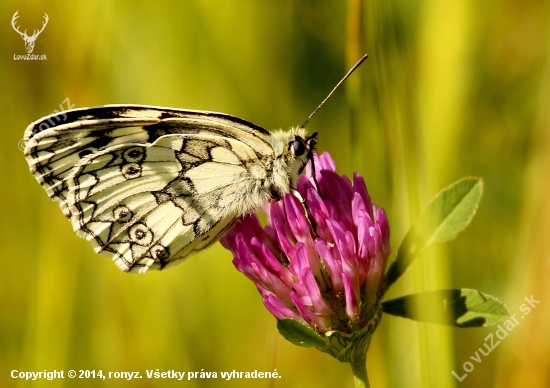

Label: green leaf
[381,289,509,327]
[276,318,326,348]
[385,178,483,289]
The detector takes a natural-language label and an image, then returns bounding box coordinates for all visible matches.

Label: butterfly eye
[290,137,306,156]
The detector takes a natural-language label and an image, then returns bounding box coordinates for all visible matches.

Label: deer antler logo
[11,11,49,54]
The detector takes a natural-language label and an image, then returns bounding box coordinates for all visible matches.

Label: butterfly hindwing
[25,125,151,217]
[65,133,271,272]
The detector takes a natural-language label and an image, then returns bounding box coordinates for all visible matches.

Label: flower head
[221,152,390,361]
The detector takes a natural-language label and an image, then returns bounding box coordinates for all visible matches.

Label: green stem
[350,357,370,388]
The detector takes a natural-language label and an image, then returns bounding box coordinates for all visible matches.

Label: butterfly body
[24,105,316,273]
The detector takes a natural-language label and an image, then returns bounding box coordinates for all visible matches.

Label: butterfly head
[267,128,317,196]
[289,131,317,174]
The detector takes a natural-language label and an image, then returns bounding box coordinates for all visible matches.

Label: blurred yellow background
[1,1,549,387]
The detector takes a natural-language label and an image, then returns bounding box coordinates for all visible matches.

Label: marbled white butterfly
[23,55,367,273]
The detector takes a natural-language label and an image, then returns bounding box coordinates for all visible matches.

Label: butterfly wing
[24,105,274,217]
[24,105,275,272]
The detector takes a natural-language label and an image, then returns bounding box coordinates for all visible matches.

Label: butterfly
[23,55,368,274]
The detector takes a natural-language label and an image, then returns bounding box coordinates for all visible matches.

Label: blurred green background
[1,1,549,387]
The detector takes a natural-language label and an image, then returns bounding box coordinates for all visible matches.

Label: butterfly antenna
[299,53,369,129]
